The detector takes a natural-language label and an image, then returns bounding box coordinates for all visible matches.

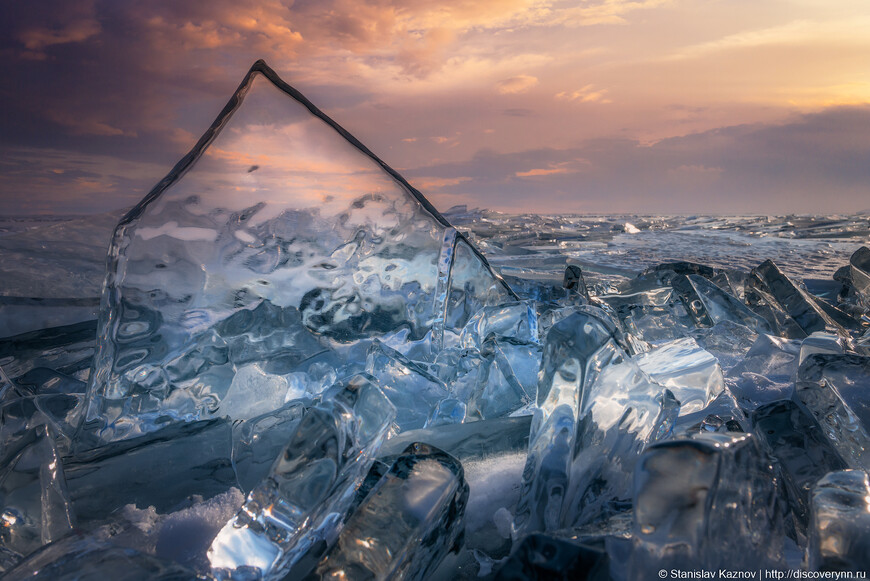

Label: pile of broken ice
[1,61,869,580]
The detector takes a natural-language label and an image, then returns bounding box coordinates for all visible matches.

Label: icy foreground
[1,61,870,580]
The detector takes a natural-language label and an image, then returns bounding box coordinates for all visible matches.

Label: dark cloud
[409,106,870,214]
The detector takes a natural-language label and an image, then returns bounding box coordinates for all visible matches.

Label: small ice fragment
[208,374,395,579]
[751,399,849,528]
[365,340,449,434]
[311,442,469,581]
[796,353,870,470]
[630,432,784,575]
[808,470,870,571]
[634,336,724,414]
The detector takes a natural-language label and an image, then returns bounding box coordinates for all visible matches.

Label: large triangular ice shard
[85,60,512,443]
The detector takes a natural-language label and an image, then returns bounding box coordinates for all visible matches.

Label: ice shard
[798,332,846,366]
[230,399,308,493]
[310,442,468,581]
[600,287,695,344]
[679,274,771,333]
[208,375,395,579]
[512,310,614,537]
[634,337,724,414]
[459,301,540,350]
[563,265,591,301]
[849,246,870,308]
[0,422,74,570]
[673,390,748,437]
[727,333,801,410]
[630,432,784,576]
[3,536,197,580]
[745,260,846,339]
[466,335,540,420]
[693,319,758,372]
[796,353,870,470]
[365,340,449,434]
[808,470,870,572]
[514,308,669,536]
[751,400,849,527]
[85,60,511,443]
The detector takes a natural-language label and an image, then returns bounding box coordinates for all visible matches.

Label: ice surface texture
[85,60,511,443]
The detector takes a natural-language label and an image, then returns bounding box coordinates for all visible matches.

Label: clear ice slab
[808,470,870,571]
[85,60,511,443]
[514,308,672,537]
[796,353,870,470]
[309,442,469,581]
[3,535,197,580]
[0,421,74,570]
[634,336,724,414]
[208,374,394,580]
[630,432,785,576]
[750,400,849,528]
[745,260,846,339]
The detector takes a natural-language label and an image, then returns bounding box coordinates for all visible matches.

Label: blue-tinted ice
[2,59,870,579]
[208,374,394,579]
[84,60,511,443]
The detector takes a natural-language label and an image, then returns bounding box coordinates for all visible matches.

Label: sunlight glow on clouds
[0,0,869,214]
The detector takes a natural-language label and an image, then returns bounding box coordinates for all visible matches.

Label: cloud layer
[0,0,868,214]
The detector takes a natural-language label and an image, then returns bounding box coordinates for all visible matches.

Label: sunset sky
[2,0,869,215]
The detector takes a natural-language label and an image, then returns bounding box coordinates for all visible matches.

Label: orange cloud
[412,176,473,190]
[515,160,586,177]
[497,75,539,94]
[555,85,612,103]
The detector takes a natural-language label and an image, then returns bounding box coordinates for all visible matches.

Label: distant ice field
[0,209,867,337]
